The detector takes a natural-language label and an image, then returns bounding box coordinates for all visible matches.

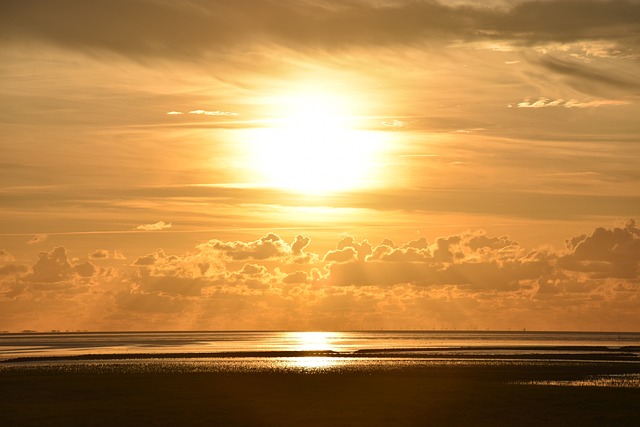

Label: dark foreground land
[1,359,639,427]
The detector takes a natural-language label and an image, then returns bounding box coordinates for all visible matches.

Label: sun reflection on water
[282,332,345,370]
[287,357,343,371]
[291,331,337,351]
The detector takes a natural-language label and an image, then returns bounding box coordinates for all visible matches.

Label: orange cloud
[4,1,639,56]
[0,250,15,262]
[1,221,638,331]
[135,221,172,231]
[27,234,47,244]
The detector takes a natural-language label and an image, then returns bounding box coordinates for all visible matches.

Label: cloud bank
[1,220,638,331]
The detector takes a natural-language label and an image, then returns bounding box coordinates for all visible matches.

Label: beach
[2,357,640,427]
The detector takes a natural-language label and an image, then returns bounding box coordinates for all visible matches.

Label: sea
[2,330,639,359]
[2,331,640,387]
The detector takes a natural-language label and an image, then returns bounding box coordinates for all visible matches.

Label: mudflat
[1,360,639,427]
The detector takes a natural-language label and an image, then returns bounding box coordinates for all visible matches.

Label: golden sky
[1,0,639,331]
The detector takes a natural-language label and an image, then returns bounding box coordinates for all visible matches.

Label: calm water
[2,330,639,360]
[3,331,640,387]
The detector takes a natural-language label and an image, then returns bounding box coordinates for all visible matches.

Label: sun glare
[292,331,335,351]
[285,331,343,370]
[247,90,385,194]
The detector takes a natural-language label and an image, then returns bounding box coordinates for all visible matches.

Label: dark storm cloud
[2,0,639,57]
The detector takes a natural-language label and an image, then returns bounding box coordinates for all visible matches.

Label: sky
[1,0,639,332]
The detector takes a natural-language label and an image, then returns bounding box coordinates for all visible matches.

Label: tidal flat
[2,358,639,427]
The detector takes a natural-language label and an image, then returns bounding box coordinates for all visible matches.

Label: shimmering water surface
[2,331,640,387]
[2,330,640,358]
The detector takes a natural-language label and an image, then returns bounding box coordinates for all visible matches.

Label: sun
[247,90,385,194]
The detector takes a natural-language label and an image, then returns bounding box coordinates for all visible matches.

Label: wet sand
[2,359,639,427]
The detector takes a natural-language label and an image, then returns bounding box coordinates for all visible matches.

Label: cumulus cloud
[197,233,315,263]
[237,263,267,277]
[29,247,73,283]
[324,247,358,263]
[200,233,290,261]
[560,219,640,278]
[325,230,529,289]
[2,221,639,330]
[133,249,171,267]
[90,249,126,260]
[89,249,109,259]
[28,247,98,283]
[0,246,106,314]
[136,221,172,231]
[123,234,318,301]
[74,261,97,278]
[322,222,637,298]
[291,235,311,255]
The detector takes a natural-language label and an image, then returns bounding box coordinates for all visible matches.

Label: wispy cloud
[27,234,47,244]
[537,55,640,90]
[135,221,172,231]
[3,1,639,58]
[188,110,238,116]
[382,119,406,128]
[166,110,238,116]
[513,97,630,109]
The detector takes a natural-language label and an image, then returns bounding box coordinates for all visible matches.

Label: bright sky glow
[1,0,639,332]
[246,91,386,194]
